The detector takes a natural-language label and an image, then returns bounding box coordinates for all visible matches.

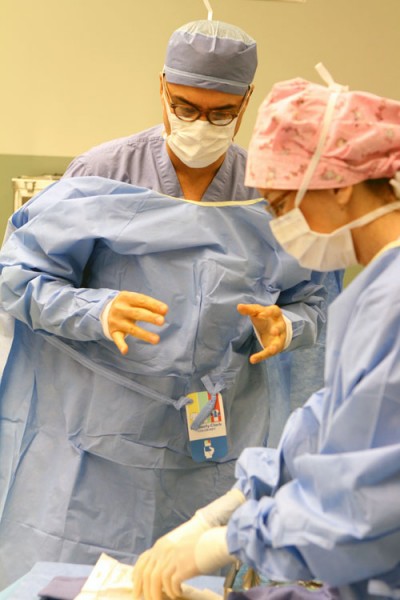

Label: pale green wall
[1,0,398,285]
[343,265,364,287]
[1,0,400,158]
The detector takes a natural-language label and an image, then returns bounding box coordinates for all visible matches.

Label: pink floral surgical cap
[245,77,400,190]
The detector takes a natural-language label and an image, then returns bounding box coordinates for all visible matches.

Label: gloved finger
[256,304,282,319]
[125,292,168,315]
[148,564,164,600]
[111,331,129,355]
[115,306,166,326]
[249,343,282,364]
[236,303,265,317]
[132,551,151,599]
[113,291,168,315]
[108,309,165,336]
[237,303,281,319]
[119,321,160,344]
[111,323,160,349]
[142,558,159,600]
[162,564,179,600]
[127,322,161,344]
[170,571,184,599]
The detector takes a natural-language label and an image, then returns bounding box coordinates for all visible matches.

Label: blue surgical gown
[227,243,400,600]
[0,176,327,587]
[64,125,343,444]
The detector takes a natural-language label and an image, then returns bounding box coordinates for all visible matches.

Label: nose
[198,111,210,121]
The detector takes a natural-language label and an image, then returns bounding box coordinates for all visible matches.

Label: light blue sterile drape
[227,244,400,600]
[63,125,344,447]
[0,176,328,587]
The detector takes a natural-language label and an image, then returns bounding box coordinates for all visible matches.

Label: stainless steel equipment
[12,175,62,212]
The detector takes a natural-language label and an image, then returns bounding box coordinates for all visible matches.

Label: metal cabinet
[12,175,62,212]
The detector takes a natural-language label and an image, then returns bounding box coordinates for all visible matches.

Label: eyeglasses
[162,75,250,127]
[263,191,293,218]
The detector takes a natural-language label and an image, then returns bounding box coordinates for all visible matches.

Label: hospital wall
[1,0,399,283]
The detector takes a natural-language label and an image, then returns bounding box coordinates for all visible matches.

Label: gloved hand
[195,488,245,528]
[132,489,245,600]
[133,526,233,600]
[237,303,289,364]
[101,291,169,354]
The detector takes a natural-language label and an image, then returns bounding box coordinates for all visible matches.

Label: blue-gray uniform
[64,125,254,201]
[0,177,327,586]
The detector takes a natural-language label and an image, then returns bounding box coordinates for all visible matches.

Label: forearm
[0,265,118,341]
[280,303,323,350]
[167,488,246,544]
[277,271,328,351]
[227,444,400,587]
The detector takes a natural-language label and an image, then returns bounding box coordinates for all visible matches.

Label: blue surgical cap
[164,20,257,96]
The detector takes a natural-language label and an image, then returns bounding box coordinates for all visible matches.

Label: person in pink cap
[246,67,400,273]
[132,68,400,600]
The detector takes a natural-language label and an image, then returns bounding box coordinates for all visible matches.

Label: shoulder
[78,124,163,159]
[361,247,400,299]
[64,125,164,177]
[334,247,400,329]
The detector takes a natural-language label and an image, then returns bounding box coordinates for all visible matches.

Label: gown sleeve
[277,268,336,351]
[0,180,131,342]
[228,389,326,582]
[227,276,400,588]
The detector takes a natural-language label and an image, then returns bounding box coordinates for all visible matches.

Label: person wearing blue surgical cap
[65,19,257,198]
[0,22,338,589]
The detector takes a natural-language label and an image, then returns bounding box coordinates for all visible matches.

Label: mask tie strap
[315,62,346,92]
[294,64,348,208]
[336,200,400,233]
[203,0,213,20]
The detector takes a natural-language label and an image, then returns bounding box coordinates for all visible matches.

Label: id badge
[185,391,228,462]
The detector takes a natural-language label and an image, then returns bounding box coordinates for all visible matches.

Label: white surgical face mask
[163,102,237,168]
[270,201,400,271]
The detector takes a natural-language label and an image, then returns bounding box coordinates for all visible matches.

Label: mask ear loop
[294,64,349,209]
